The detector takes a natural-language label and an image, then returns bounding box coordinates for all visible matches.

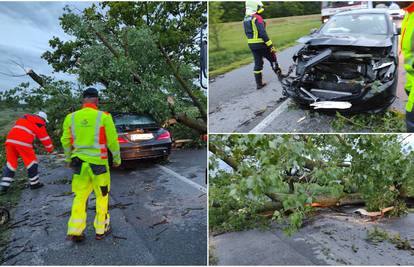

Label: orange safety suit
[1,114,54,188]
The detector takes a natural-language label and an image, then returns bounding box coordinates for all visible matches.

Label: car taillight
[157,131,171,140]
[118,136,128,143]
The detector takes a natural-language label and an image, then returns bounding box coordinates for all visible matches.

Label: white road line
[249,99,292,133]
[157,165,207,193]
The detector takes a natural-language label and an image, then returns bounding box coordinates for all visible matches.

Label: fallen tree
[209,134,414,234]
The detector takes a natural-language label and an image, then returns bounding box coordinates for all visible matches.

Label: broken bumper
[282,46,398,113]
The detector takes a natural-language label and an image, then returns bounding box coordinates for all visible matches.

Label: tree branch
[158,43,207,121]
[209,142,239,170]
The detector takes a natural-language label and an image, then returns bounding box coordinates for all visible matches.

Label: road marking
[157,165,207,193]
[249,99,292,133]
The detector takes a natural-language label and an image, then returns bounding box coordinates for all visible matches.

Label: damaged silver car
[282,9,400,113]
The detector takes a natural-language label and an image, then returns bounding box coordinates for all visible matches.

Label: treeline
[219,1,321,22]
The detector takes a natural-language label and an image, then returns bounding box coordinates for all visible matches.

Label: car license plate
[130,133,153,141]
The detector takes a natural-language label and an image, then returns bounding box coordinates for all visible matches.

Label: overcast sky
[0,1,93,92]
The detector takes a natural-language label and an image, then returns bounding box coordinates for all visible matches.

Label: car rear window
[114,114,156,126]
[321,13,388,35]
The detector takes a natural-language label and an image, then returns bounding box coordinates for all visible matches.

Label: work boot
[96,226,112,240]
[254,73,267,90]
[66,234,85,243]
[30,182,44,190]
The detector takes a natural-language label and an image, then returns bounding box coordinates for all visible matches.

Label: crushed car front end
[282,10,399,113]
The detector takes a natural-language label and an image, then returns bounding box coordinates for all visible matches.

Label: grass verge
[209,14,321,78]
[331,109,406,133]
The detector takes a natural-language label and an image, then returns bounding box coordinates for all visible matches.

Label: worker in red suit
[0,111,54,193]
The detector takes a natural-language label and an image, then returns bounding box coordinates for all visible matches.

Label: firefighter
[243,0,282,90]
[0,111,54,193]
[61,88,121,242]
[403,2,414,132]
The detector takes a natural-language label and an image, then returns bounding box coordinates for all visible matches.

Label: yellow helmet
[245,0,264,16]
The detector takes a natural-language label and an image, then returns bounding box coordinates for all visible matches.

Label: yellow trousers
[67,162,111,236]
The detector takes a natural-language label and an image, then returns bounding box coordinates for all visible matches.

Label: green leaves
[209,134,413,235]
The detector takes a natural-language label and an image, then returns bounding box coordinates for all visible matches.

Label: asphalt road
[1,149,207,265]
[211,209,414,265]
[209,23,407,133]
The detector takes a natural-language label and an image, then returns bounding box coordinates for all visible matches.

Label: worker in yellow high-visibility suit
[402,3,414,131]
[61,88,121,242]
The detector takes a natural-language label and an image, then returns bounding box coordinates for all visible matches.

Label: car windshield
[320,13,388,35]
[114,114,156,126]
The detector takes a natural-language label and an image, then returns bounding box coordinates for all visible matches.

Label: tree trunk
[94,30,142,84]
[158,44,207,122]
[209,143,239,170]
[26,69,45,87]
[175,113,207,133]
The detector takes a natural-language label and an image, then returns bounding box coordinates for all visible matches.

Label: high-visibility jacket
[60,103,121,165]
[402,4,414,112]
[5,114,54,152]
[243,13,273,49]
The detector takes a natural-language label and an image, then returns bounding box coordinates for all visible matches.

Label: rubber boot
[254,73,267,90]
[30,182,44,190]
[96,225,112,240]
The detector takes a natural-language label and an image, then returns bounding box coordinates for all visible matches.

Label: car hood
[298,33,392,48]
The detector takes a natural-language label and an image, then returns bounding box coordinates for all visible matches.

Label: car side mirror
[396,27,401,35]
[310,28,318,35]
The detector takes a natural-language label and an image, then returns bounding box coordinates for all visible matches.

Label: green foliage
[209,134,414,235]
[41,2,207,125]
[209,2,224,51]
[209,15,321,76]
[1,2,207,144]
[331,110,406,133]
[209,170,267,232]
[0,80,82,151]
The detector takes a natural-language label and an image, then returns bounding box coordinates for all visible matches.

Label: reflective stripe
[254,70,263,74]
[73,144,106,149]
[95,111,103,146]
[0,182,10,187]
[6,139,33,148]
[27,160,38,169]
[265,40,273,46]
[247,38,264,44]
[39,136,50,141]
[29,175,39,182]
[45,144,53,149]
[76,151,107,157]
[6,162,16,171]
[70,112,76,141]
[13,125,35,136]
[94,218,110,226]
[30,180,39,185]
[70,218,86,224]
[252,17,258,40]
[2,177,13,182]
[64,147,72,153]
[67,227,83,235]
[111,151,120,156]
